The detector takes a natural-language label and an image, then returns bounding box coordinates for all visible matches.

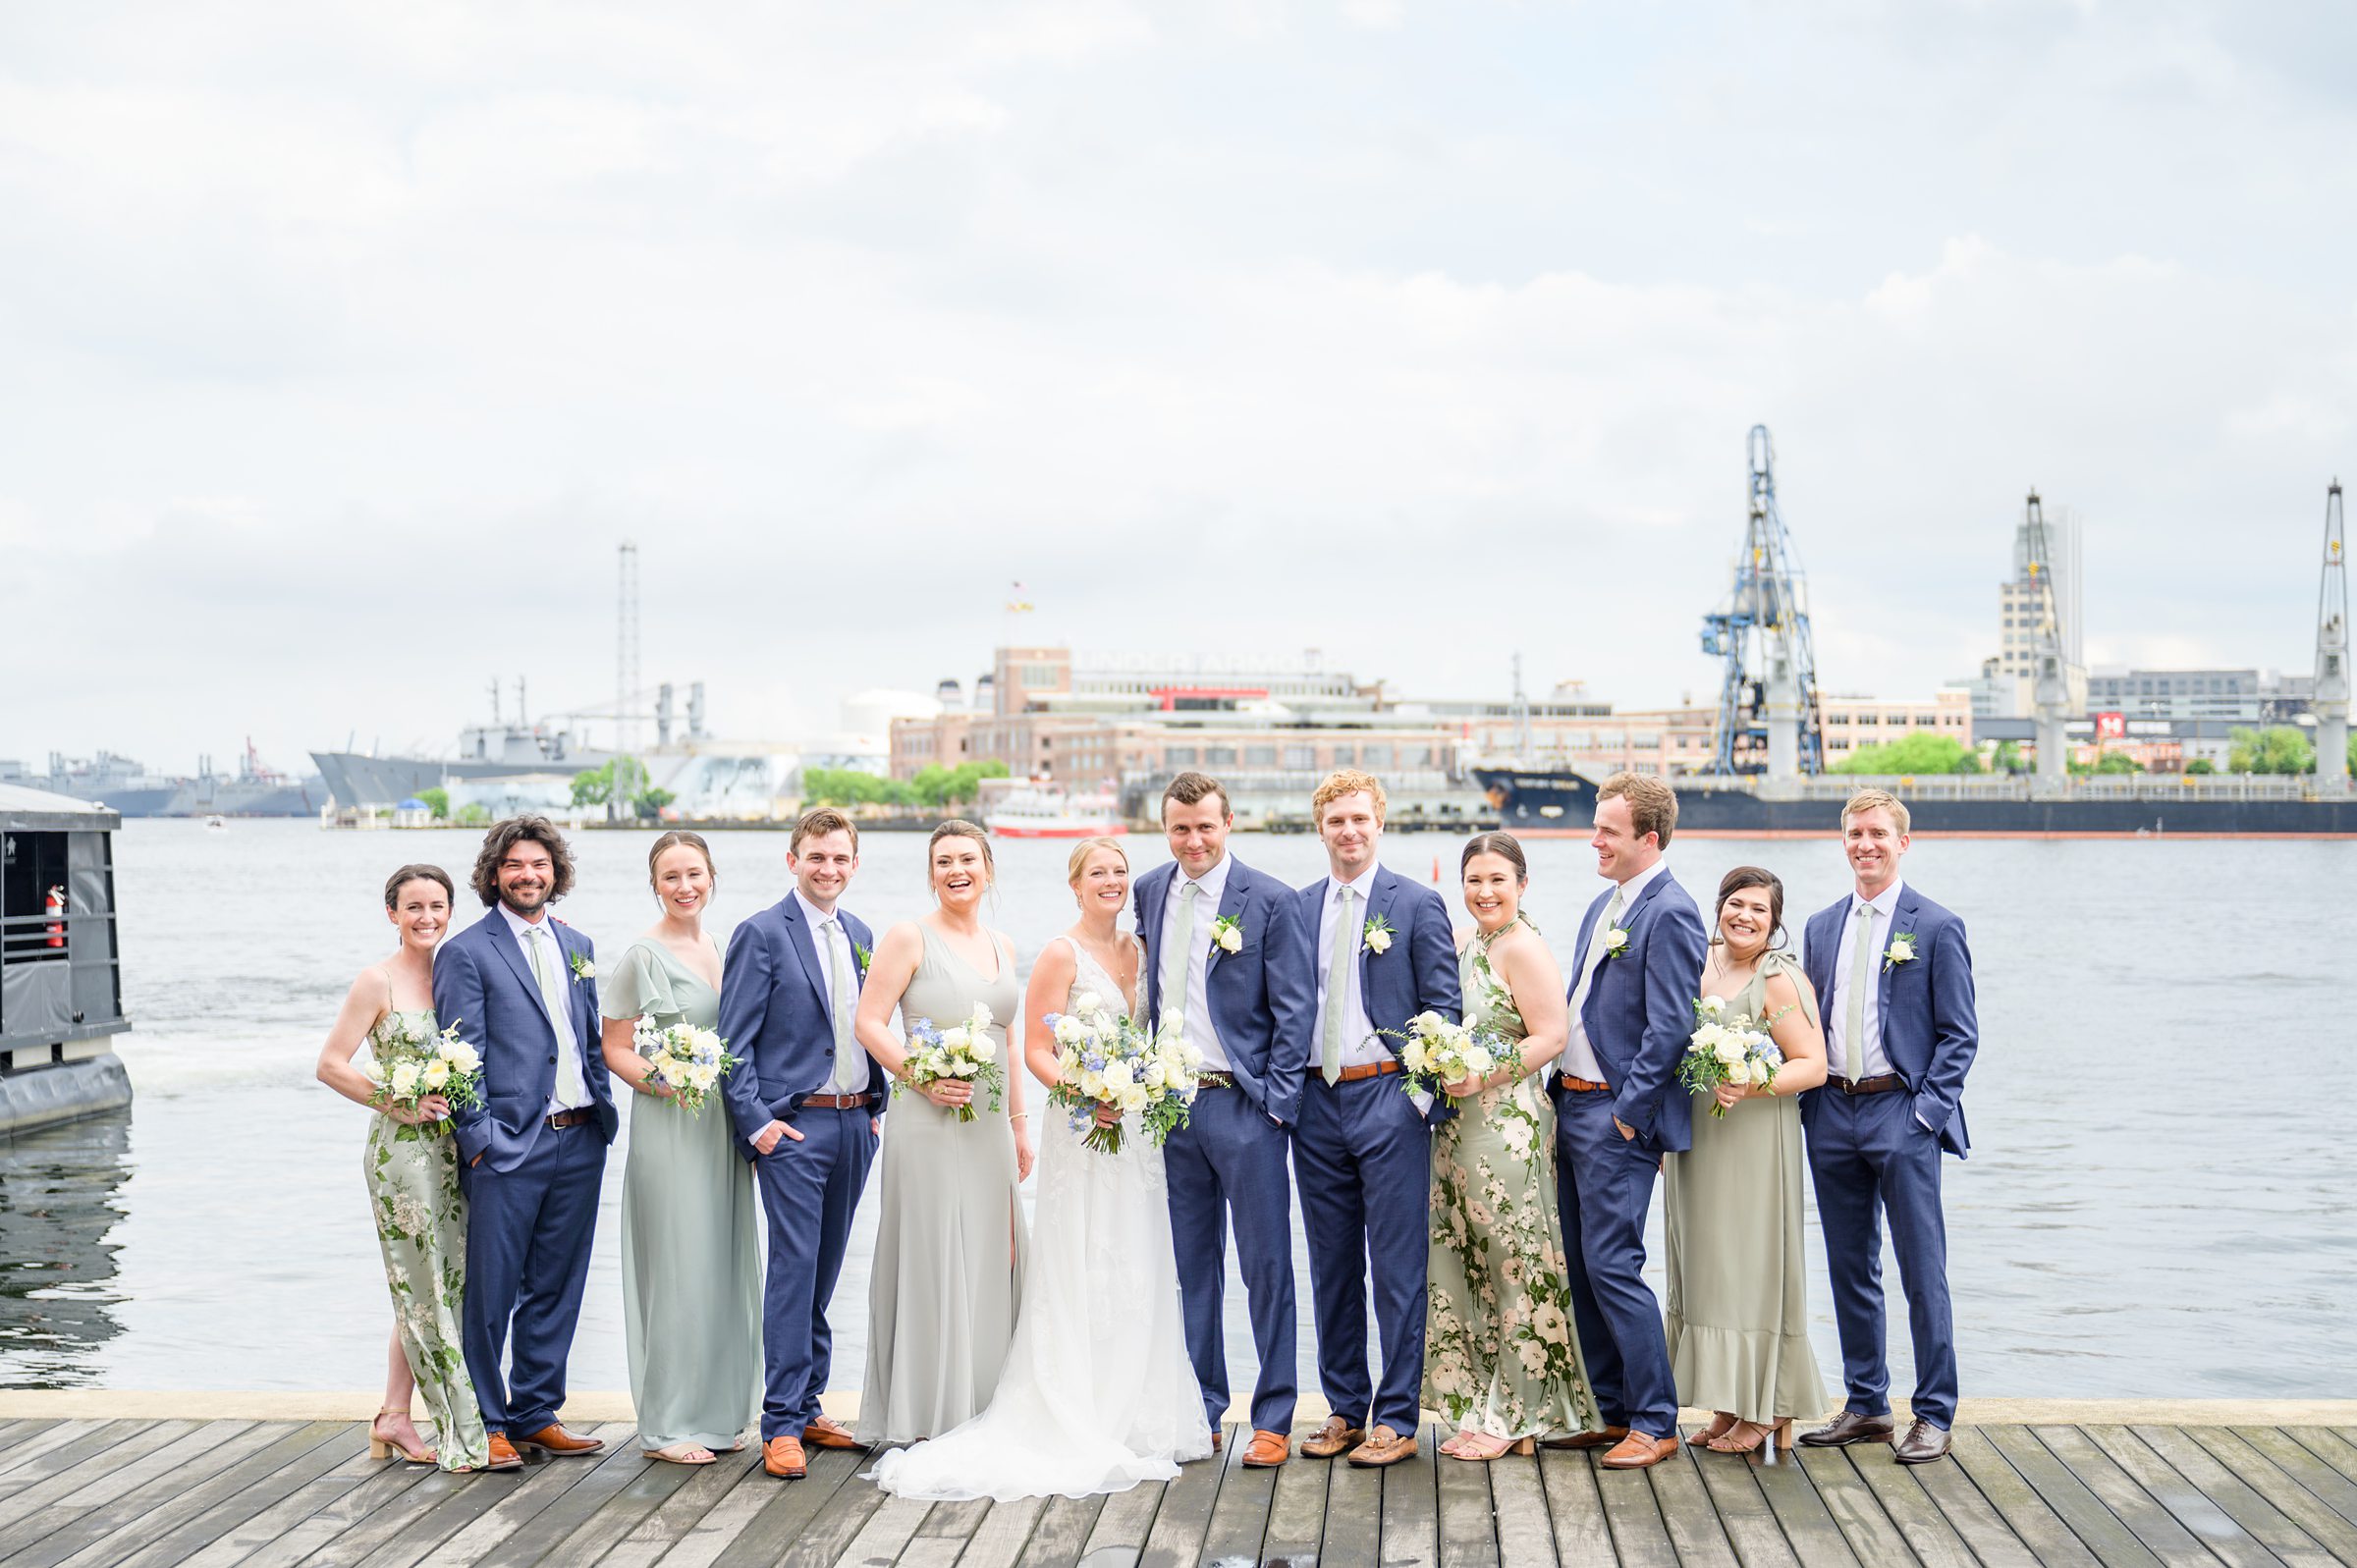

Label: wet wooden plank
[2226,1427,2357,1527]
[1978,1425,2163,1568]
[0,1421,184,1514]
[42,1421,350,1568]
[2286,1427,2357,1486]
[172,1435,419,1568]
[1198,1430,1276,1568]
[945,1494,1046,1568]
[1678,1442,1792,1568]
[1377,1425,1440,1568]
[1594,1455,1677,1567]
[1533,1450,1616,1566]
[1009,1491,1104,1568]
[770,1464,888,1568]
[1432,1445,1498,1568]
[1646,1445,1738,1568]
[701,1443,870,1568]
[1079,1460,1166,1561]
[388,1421,639,1568]
[2135,1426,2345,1567]
[112,1425,369,1568]
[821,1489,929,1565]
[1747,1446,1864,1568]
[1832,1447,1986,1568]
[1942,1428,2104,1568]
[2190,1429,2357,1553]
[1788,1445,1918,1568]
[2077,1425,2281,1568]
[1135,1427,1225,1567]
[7,1423,283,1565]
[0,1417,102,1485]
[895,1497,992,1568]
[1258,1446,1330,1568]
[573,1447,766,1568]
[228,1440,453,1568]
[1324,1445,1383,1566]
[0,1419,243,1545]
[1486,1449,1555,1568]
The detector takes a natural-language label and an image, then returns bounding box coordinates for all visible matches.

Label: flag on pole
[1006,580,1034,614]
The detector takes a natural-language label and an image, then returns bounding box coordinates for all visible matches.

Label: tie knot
[1857,904,1876,919]
[1181,880,1201,900]
[1338,885,1354,906]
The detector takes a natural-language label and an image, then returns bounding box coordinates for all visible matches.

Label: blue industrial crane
[1700,426,1827,775]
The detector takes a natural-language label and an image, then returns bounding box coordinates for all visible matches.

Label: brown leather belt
[1330,1060,1400,1084]
[1835,1075,1905,1097]
[1196,1071,1238,1089]
[1558,1076,1611,1094]
[545,1108,594,1129]
[800,1093,868,1110]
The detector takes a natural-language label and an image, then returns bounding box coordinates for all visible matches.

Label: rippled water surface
[3,819,2348,1397]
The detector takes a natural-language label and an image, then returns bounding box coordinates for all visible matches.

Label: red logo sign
[2095,711,2126,739]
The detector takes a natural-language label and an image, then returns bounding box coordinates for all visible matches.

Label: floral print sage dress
[361,1006,490,1471]
[1422,927,1601,1442]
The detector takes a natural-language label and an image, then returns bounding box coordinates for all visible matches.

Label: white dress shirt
[1827,878,1904,1081]
[500,901,591,1113]
[1313,864,1386,1069]
[1159,853,1233,1073]
[1560,857,1671,1084]
[797,889,866,1096]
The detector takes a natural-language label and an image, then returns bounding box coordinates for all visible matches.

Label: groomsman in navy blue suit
[1797,789,1978,1466]
[436,816,618,1472]
[1290,772,1459,1469]
[1135,772,1314,1471]
[1546,773,1706,1471]
[719,808,885,1481]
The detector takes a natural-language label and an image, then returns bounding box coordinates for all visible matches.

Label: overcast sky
[7,1,2353,775]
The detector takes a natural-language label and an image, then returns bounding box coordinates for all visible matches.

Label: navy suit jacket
[1135,854,1315,1125]
[719,894,884,1156]
[1295,866,1462,1124]
[434,907,618,1173]
[1563,868,1709,1156]
[1801,885,1978,1158]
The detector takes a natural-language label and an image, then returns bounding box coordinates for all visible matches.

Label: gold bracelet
[1010,1111,1029,1122]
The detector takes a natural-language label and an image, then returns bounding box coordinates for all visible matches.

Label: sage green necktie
[824,917,861,1087]
[1161,880,1200,1030]
[1843,903,1879,1081]
[1589,885,1626,969]
[527,925,583,1103]
[1321,886,1356,1086]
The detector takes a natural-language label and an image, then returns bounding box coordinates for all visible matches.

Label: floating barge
[0,785,132,1135]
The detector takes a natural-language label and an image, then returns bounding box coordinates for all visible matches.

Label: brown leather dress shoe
[1541,1424,1628,1451]
[763,1434,807,1479]
[801,1416,864,1450]
[1209,1429,1223,1453]
[515,1423,604,1457]
[1797,1411,1895,1447]
[1347,1424,1417,1468]
[1599,1431,1679,1470]
[484,1433,525,1473]
[1299,1415,1365,1459]
[1892,1419,1951,1465]
[1242,1429,1290,1468]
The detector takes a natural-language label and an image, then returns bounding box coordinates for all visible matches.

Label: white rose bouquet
[897,1001,1005,1123]
[1044,991,1202,1155]
[631,1017,738,1115]
[1677,994,1785,1116]
[1383,1010,1521,1100]
[361,1018,484,1137]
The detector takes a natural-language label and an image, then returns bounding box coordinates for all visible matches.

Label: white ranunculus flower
[1714,1038,1748,1067]
[1053,1016,1085,1046]
[1403,1042,1434,1073]
[969,1002,995,1028]
[1215,926,1241,953]
[1365,928,1392,954]
[970,1032,998,1060]
[1699,995,1727,1017]
[1462,1046,1495,1076]
[423,1059,451,1089]
[390,1061,421,1097]
[691,1062,720,1091]
[361,1059,389,1086]
[1079,1071,1105,1099]
[442,1041,479,1072]
[1103,1060,1134,1092]
[940,1026,969,1052]
[1749,1057,1775,1087]
[1142,1060,1167,1089]
[1071,991,1102,1015]
[1122,1084,1150,1113]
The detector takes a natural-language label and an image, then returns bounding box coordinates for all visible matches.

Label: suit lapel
[1139,866,1174,1015]
[1805,904,1840,1001]
[779,896,831,1017]
[1878,888,1919,1019]
[1356,869,1396,1003]
[1207,859,1249,973]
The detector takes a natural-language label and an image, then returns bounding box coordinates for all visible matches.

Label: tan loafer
[1347,1424,1418,1468]
[801,1416,864,1450]
[1541,1424,1627,1450]
[1600,1431,1679,1470]
[515,1423,604,1457]
[484,1433,525,1473]
[1299,1415,1365,1459]
[1242,1429,1290,1468]
[763,1434,807,1479]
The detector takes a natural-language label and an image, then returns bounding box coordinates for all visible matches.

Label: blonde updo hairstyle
[1066,836,1130,883]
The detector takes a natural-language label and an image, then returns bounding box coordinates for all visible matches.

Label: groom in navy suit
[1290,771,1458,1469]
[719,807,885,1482]
[436,816,618,1472]
[1547,773,1706,1471]
[1797,788,1978,1465]
[1135,772,1314,1471]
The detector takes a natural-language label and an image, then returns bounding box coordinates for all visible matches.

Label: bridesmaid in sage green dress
[1663,866,1831,1456]
[597,833,761,1464]
[313,863,489,1474]
[1425,833,1602,1460]
[852,820,1032,1446]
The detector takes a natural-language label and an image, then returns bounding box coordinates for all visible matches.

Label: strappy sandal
[367,1408,436,1465]
[1442,1430,1536,1462]
[647,1443,718,1466]
[1706,1418,1792,1456]
[1686,1413,1737,1448]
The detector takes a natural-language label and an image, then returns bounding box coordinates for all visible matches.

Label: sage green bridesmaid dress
[1422,929,1601,1440]
[602,937,762,1453]
[1662,950,1830,1425]
[857,923,1029,1445]
[360,1008,489,1472]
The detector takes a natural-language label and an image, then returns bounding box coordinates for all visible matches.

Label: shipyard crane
[1700,425,1826,777]
[2019,490,2074,791]
[2317,480,2349,794]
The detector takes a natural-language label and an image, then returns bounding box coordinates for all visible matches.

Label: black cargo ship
[1472,767,2357,838]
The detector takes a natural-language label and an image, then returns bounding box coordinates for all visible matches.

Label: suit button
[547,1054,558,1064]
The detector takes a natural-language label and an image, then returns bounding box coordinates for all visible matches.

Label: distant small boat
[203,815,229,833]
[984,787,1127,839]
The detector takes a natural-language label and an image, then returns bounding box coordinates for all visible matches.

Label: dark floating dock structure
[1,1402,2354,1566]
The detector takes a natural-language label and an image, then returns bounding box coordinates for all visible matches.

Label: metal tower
[1701,425,1825,777]
[617,540,640,756]
[1509,652,1533,763]
[2019,491,2073,791]
[2317,481,2349,794]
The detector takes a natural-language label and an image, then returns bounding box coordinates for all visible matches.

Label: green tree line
[800,760,1009,811]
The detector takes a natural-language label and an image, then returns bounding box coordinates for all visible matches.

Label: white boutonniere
[1602,926,1630,959]
[1882,933,1916,972]
[570,951,596,980]
[1362,913,1396,955]
[1211,914,1243,953]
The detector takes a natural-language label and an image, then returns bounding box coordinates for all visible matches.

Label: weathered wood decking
[2,1411,2356,1567]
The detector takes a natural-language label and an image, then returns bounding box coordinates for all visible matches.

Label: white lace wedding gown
[867,935,1213,1500]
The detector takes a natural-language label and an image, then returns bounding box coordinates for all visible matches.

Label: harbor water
[2,819,2349,1399]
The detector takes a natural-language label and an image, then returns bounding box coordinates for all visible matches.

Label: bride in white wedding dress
[867,838,1213,1500]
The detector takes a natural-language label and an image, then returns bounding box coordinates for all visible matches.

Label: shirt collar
[1851,879,1904,920]
[1616,857,1670,906]
[498,901,550,939]
[793,888,840,930]
[1181,852,1232,904]
[1328,862,1381,906]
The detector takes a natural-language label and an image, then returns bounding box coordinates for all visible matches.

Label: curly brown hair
[469,815,576,908]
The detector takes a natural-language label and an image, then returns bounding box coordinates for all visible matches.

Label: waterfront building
[2084,667,2313,724]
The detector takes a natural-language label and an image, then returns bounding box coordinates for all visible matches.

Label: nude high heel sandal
[368,1409,436,1464]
